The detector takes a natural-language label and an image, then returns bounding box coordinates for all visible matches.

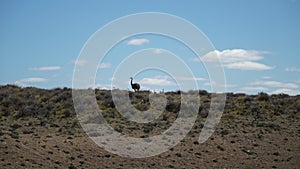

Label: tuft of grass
[257,92,269,101]
[9,132,19,139]
[220,129,229,136]
[217,145,225,151]
[69,164,77,169]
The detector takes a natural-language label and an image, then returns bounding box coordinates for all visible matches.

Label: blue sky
[1,0,299,95]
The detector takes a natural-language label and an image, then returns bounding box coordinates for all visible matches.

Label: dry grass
[0,85,299,168]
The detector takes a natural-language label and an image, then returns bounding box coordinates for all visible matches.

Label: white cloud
[88,83,114,89]
[203,81,216,87]
[194,49,273,71]
[261,76,272,79]
[224,61,273,70]
[109,77,116,81]
[28,66,61,71]
[98,62,111,69]
[225,84,238,88]
[16,77,48,83]
[252,80,298,89]
[127,38,149,45]
[140,76,176,86]
[203,81,234,88]
[15,77,48,86]
[285,67,300,72]
[153,49,164,54]
[176,76,206,81]
[271,88,300,96]
[240,86,268,92]
[198,49,266,63]
[74,59,88,66]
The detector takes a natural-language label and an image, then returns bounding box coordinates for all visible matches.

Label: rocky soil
[0,85,299,168]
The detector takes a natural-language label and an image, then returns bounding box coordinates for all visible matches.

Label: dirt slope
[0,85,299,168]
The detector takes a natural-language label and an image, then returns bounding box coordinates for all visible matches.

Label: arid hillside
[0,85,299,168]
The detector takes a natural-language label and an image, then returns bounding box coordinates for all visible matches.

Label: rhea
[130,77,140,92]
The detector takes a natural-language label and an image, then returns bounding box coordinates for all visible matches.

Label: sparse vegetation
[0,85,299,168]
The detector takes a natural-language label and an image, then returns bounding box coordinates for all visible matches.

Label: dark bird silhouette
[130,77,140,92]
